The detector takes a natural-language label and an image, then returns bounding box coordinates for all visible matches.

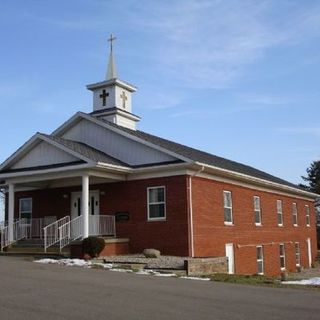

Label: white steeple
[87,35,140,130]
[106,34,118,80]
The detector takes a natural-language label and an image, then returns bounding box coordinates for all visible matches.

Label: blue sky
[1,0,320,217]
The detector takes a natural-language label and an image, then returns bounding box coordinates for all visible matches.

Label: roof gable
[0,133,96,172]
[56,115,182,166]
[11,140,79,170]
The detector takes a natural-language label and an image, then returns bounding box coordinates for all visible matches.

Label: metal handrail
[43,216,70,252]
[59,215,83,252]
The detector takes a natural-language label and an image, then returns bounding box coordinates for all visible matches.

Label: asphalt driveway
[0,256,319,320]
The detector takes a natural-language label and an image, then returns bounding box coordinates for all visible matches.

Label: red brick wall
[13,175,190,256]
[191,176,317,276]
[100,176,189,256]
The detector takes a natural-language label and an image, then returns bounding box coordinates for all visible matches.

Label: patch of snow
[135,269,176,277]
[35,258,90,267]
[109,268,133,273]
[35,258,112,269]
[180,276,211,281]
[282,277,320,285]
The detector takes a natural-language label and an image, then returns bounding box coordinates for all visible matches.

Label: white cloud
[277,127,320,136]
[129,0,320,89]
[240,93,294,105]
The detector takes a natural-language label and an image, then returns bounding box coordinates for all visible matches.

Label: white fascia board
[194,161,317,199]
[96,162,132,173]
[0,163,94,182]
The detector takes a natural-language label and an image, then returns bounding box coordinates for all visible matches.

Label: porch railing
[44,216,70,252]
[89,215,116,237]
[0,219,28,251]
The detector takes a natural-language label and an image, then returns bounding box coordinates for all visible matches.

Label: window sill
[147,218,166,222]
[224,222,234,226]
[278,224,284,227]
[306,225,310,227]
[255,223,262,227]
[293,224,298,227]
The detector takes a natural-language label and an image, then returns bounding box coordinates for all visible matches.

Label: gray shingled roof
[43,134,130,167]
[94,117,301,189]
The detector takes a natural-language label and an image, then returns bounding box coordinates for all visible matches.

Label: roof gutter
[194,162,317,199]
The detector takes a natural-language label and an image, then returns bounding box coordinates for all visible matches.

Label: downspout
[188,165,205,257]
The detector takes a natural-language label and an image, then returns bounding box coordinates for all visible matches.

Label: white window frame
[147,186,166,221]
[19,198,33,220]
[256,245,264,275]
[279,244,286,270]
[277,200,283,226]
[223,191,233,225]
[295,242,301,267]
[254,196,262,226]
[305,205,310,227]
[292,202,298,226]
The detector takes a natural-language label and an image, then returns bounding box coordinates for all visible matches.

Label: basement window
[19,198,32,220]
[295,242,301,267]
[279,244,286,270]
[147,186,166,221]
[256,246,264,275]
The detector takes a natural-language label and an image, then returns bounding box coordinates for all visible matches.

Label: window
[254,196,262,225]
[223,191,233,224]
[19,198,32,220]
[277,200,283,226]
[295,242,301,266]
[147,186,166,220]
[292,203,298,226]
[256,246,264,275]
[279,244,286,270]
[305,205,310,227]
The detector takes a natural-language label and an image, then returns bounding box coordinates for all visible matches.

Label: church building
[0,36,317,276]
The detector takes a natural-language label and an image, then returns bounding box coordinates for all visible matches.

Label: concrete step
[6,246,67,254]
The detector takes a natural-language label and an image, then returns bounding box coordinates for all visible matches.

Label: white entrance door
[225,243,235,274]
[307,238,312,267]
[71,190,100,220]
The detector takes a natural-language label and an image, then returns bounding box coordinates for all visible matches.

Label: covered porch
[0,167,127,252]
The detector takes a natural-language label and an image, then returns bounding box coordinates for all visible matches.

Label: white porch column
[8,183,15,242]
[82,174,89,239]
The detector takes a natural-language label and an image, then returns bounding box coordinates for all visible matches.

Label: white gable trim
[52,112,192,163]
[0,133,95,171]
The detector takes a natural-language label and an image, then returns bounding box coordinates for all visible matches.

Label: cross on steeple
[120,91,128,108]
[99,89,109,106]
[108,34,117,53]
